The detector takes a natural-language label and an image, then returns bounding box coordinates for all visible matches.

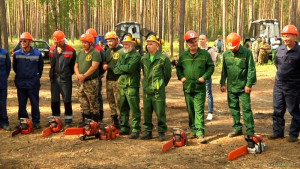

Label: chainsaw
[42,116,63,137]
[12,118,34,137]
[228,134,266,160]
[162,128,188,152]
[64,119,100,139]
[98,124,120,140]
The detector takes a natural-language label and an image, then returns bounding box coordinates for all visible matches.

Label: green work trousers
[227,91,255,135]
[184,91,206,136]
[143,92,167,133]
[119,87,141,133]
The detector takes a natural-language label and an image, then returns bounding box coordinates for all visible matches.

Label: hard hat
[146,34,164,45]
[80,33,94,44]
[281,24,298,36]
[53,30,66,43]
[86,28,97,38]
[184,30,199,42]
[226,32,241,50]
[104,31,119,40]
[122,34,140,45]
[20,32,33,41]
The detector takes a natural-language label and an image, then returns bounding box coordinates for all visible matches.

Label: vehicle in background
[13,40,50,61]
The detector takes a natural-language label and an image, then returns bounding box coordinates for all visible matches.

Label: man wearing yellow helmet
[140,34,171,141]
[114,33,142,139]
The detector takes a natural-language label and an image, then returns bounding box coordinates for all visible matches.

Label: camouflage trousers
[258,51,268,64]
[106,80,120,116]
[77,78,100,115]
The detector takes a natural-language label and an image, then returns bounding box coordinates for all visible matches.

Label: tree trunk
[44,0,49,43]
[179,0,185,55]
[0,0,8,50]
[94,0,99,32]
[248,0,253,30]
[201,0,207,34]
[139,0,144,29]
[296,0,300,41]
[83,0,90,31]
[274,0,279,20]
[169,0,174,58]
[222,0,226,50]
[237,0,241,35]
[289,0,296,24]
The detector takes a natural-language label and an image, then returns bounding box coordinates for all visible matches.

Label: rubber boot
[78,114,86,127]
[111,115,120,129]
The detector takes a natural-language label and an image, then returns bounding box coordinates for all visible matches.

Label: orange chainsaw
[228,134,266,160]
[162,128,188,152]
[98,124,120,140]
[42,116,63,137]
[12,118,34,137]
[65,118,99,139]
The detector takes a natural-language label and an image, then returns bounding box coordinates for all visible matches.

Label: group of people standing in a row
[0,24,299,143]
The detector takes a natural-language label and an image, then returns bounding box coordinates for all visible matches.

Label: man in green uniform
[140,34,171,141]
[103,31,124,129]
[74,33,101,126]
[114,34,142,139]
[176,30,214,144]
[220,32,257,137]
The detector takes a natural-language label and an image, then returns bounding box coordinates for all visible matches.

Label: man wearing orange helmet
[176,30,214,144]
[86,28,106,122]
[114,34,142,139]
[268,25,300,142]
[103,31,124,129]
[13,32,44,129]
[220,32,256,138]
[49,30,76,127]
[75,34,101,126]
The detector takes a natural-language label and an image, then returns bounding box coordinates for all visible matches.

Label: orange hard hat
[226,32,241,50]
[86,28,98,38]
[184,30,199,41]
[105,31,119,40]
[53,30,65,43]
[20,32,33,41]
[281,24,298,36]
[80,33,94,44]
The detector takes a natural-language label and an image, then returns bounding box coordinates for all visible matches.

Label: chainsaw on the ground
[228,134,266,160]
[162,128,188,152]
[65,118,99,137]
[12,118,34,137]
[98,124,120,140]
[42,116,63,137]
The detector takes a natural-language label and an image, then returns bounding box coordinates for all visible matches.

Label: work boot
[111,115,120,129]
[34,124,41,129]
[129,132,139,139]
[228,130,243,138]
[158,132,165,141]
[140,131,153,140]
[287,135,298,142]
[268,134,284,140]
[78,114,86,127]
[197,135,208,144]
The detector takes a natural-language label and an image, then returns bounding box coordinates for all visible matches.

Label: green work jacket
[176,48,215,93]
[220,45,257,93]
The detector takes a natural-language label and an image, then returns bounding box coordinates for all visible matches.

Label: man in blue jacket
[0,47,11,131]
[13,32,44,129]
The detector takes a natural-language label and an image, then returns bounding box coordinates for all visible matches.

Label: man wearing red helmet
[13,32,44,129]
[176,30,214,144]
[74,34,101,126]
[268,25,300,142]
[220,32,256,138]
[49,30,76,127]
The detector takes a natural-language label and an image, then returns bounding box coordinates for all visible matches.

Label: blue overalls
[0,48,11,127]
[273,43,300,138]
[13,48,44,125]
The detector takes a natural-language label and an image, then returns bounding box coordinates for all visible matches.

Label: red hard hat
[80,33,94,44]
[226,32,241,50]
[53,30,65,43]
[20,32,33,41]
[281,24,298,36]
[86,28,97,38]
[184,30,199,41]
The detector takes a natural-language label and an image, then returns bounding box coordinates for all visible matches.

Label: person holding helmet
[103,31,124,129]
[220,32,256,138]
[74,33,101,126]
[140,34,171,141]
[86,28,106,122]
[113,33,142,139]
[12,32,44,129]
[49,30,76,127]
[0,47,11,131]
[268,25,300,142]
[176,30,214,144]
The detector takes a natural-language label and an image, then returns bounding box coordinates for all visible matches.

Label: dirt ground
[0,63,299,169]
